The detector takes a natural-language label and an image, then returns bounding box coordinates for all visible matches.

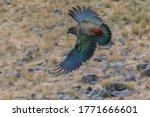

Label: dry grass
[0,0,150,99]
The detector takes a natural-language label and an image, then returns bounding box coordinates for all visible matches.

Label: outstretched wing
[69,6,103,26]
[69,6,111,46]
[53,36,97,73]
[96,23,112,46]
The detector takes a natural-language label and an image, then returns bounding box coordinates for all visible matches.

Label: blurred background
[0,0,150,99]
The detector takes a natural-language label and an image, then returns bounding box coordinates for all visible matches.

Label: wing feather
[53,37,97,73]
[96,23,112,46]
[68,6,111,46]
[68,6,103,25]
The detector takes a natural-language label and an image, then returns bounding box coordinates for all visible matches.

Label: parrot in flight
[53,6,111,74]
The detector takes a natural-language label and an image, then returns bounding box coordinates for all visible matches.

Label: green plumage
[53,6,112,73]
[54,35,96,73]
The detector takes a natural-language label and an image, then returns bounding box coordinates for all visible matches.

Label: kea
[53,6,111,73]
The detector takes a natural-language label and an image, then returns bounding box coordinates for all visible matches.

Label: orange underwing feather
[90,27,103,36]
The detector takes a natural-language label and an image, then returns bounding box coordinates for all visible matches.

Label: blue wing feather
[69,6,111,46]
[69,6,103,25]
[54,38,97,73]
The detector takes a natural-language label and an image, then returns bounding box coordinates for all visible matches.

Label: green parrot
[53,6,111,73]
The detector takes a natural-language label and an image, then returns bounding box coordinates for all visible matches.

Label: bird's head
[67,27,77,35]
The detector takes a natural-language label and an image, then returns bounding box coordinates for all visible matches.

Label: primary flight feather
[53,6,111,73]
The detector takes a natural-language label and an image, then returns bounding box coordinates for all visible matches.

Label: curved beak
[67,27,76,35]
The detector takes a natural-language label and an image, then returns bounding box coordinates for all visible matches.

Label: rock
[86,87,92,95]
[57,93,64,99]
[133,54,145,60]
[109,41,115,45]
[53,9,62,15]
[95,1,104,8]
[137,63,148,71]
[27,61,48,73]
[74,96,79,100]
[120,48,131,56]
[15,69,21,78]
[142,67,150,77]
[41,95,51,100]
[86,91,95,97]
[103,82,131,97]
[110,89,131,97]
[86,87,97,97]
[46,25,56,31]
[16,45,39,65]
[101,60,110,71]
[31,27,44,38]
[137,63,150,77]
[101,40,114,47]
[61,95,71,100]
[96,96,104,100]
[89,93,104,100]
[81,74,100,84]
[12,16,23,23]
[118,97,124,100]
[102,61,124,76]
[25,45,39,58]
[30,92,36,99]
[71,84,81,91]
[118,36,126,45]
[111,61,124,75]
[2,67,21,78]
[16,5,25,11]
[124,71,136,81]
[59,22,66,28]
[60,89,69,94]
[14,96,28,100]
[105,82,127,91]
[93,56,107,62]
[57,93,76,100]
[28,68,34,73]
[4,0,12,4]
[103,71,114,78]
[97,88,110,97]
[30,25,56,38]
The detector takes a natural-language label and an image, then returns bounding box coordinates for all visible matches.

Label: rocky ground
[0,0,150,99]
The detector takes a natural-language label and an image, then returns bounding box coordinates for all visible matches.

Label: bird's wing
[69,6,103,26]
[95,23,112,46]
[69,6,111,46]
[53,36,97,73]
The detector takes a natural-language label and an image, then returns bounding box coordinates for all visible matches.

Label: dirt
[0,0,150,99]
